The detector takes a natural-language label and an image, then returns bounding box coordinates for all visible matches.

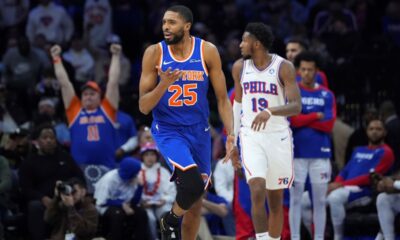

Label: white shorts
[293,158,331,184]
[240,127,294,190]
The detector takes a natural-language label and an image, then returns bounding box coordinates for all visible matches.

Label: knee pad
[175,167,205,210]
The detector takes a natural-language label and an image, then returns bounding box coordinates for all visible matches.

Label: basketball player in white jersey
[230,22,301,240]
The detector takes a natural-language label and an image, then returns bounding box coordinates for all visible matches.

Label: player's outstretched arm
[139,44,182,115]
[105,44,122,109]
[204,41,236,162]
[50,45,76,108]
[270,60,302,116]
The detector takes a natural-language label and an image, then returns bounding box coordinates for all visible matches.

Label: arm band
[233,100,242,146]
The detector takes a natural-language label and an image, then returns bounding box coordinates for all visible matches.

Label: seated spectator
[50,43,121,192]
[327,119,394,240]
[0,155,12,239]
[0,128,31,170]
[18,124,84,240]
[83,0,112,51]
[131,126,154,159]
[62,35,95,84]
[33,99,70,147]
[375,172,400,240]
[138,142,176,240]
[213,158,235,236]
[201,192,229,238]
[94,157,149,240]
[93,34,131,88]
[34,69,61,103]
[25,0,74,45]
[2,35,50,118]
[114,110,138,160]
[44,177,98,240]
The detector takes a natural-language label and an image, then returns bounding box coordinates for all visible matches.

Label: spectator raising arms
[50,43,121,192]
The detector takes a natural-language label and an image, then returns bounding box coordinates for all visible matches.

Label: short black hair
[31,123,56,140]
[286,36,309,50]
[293,51,321,69]
[245,22,274,50]
[167,5,193,25]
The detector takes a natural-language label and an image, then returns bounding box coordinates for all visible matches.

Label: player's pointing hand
[156,66,183,86]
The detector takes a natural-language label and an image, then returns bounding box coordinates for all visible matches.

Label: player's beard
[165,30,184,45]
[242,54,251,60]
[369,135,384,145]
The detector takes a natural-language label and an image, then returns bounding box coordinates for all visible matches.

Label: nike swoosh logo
[204,127,210,132]
[281,136,288,141]
[245,72,253,74]
[190,59,201,63]
[163,60,174,65]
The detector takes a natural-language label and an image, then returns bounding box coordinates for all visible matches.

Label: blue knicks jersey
[67,97,117,169]
[153,37,209,126]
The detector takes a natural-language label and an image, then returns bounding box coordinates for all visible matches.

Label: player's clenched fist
[110,44,122,55]
[50,45,62,59]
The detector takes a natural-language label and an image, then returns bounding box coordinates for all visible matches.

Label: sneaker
[160,214,180,240]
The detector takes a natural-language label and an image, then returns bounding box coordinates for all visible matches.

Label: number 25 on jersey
[168,83,198,107]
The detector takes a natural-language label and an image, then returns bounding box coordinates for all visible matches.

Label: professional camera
[57,182,73,195]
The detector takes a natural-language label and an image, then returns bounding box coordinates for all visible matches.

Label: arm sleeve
[290,113,320,128]
[93,179,110,214]
[308,90,336,132]
[233,100,242,145]
[120,136,138,152]
[131,185,143,205]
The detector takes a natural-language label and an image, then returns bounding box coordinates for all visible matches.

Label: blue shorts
[151,121,211,184]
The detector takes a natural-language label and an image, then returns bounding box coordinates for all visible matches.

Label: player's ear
[184,22,191,32]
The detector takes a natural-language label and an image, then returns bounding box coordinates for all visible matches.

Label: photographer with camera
[18,124,84,240]
[44,178,98,240]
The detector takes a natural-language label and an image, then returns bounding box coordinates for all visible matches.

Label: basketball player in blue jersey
[231,22,301,240]
[139,5,236,240]
[50,44,121,192]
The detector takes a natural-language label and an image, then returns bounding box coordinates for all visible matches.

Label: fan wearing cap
[50,44,121,192]
[93,157,149,240]
[138,142,177,240]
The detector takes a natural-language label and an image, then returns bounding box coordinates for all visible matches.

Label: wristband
[263,108,272,116]
[53,56,61,64]
[394,180,400,190]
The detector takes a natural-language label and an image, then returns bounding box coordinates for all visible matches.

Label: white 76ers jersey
[241,54,289,132]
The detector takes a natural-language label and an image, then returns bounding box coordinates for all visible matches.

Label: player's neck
[252,52,272,70]
[169,35,193,59]
[300,81,316,89]
[368,141,384,148]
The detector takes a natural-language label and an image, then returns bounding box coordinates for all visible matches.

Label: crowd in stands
[0,0,399,239]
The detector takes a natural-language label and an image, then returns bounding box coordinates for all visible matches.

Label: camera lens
[57,183,73,195]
